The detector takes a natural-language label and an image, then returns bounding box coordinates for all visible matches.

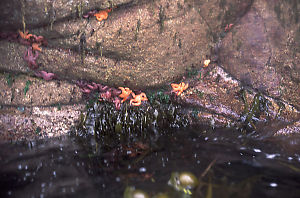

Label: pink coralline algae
[35,71,56,81]
[24,47,39,69]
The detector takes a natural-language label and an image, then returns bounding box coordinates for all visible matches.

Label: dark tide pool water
[1,126,300,198]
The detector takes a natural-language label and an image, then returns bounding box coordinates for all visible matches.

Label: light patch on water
[265,153,280,159]
[75,177,79,186]
[162,157,166,167]
[270,183,278,187]
[253,148,262,153]
[139,167,147,173]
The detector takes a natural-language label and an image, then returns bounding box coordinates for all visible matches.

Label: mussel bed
[75,99,189,146]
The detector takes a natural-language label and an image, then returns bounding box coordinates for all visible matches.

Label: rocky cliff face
[0,0,299,141]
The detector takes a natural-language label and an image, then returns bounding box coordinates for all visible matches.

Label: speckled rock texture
[0,73,84,142]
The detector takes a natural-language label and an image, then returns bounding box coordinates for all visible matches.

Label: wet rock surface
[180,65,300,133]
[0,0,299,141]
[219,0,300,108]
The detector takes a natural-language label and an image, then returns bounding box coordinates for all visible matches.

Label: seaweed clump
[75,95,189,147]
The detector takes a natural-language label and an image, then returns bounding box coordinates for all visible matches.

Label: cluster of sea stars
[77,81,148,109]
[119,87,148,106]
[18,30,47,52]
[0,30,55,81]
[19,30,56,81]
[76,81,119,109]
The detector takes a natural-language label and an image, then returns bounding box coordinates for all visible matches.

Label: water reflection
[0,127,300,197]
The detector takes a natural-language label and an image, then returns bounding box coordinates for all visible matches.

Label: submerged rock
[123,186,150,198]
[168,171,199,192]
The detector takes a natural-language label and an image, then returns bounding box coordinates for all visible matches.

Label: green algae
[146,90,170,104]
[186,67,198,78]
[5,73,13,87]
[24,80,32,96]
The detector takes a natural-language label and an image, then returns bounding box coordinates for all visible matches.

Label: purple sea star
[35,71,56,81]
[24,47,39,69]
[113,97,121,110]
[83,10,97,18]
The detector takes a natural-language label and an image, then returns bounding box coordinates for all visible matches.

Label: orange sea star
[19,30,33,40]
[32,43,42,51]
[130,92,148,106]
[118,87,132,103]
[203,59,210,67]
[94,8,112,22]
[171,82,189,96]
